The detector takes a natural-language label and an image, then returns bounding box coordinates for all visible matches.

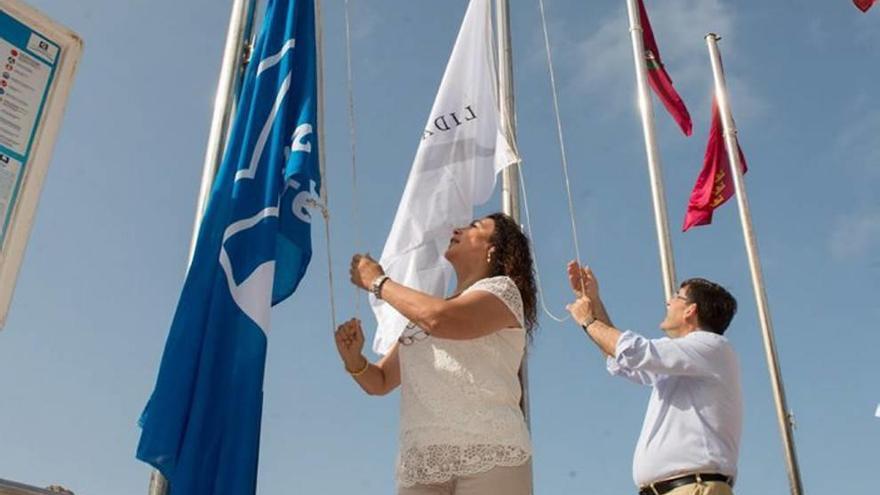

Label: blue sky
[0,0,877,493]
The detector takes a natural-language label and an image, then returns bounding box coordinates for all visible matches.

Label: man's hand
[567,261,600,300]
[566,296,595,328]
[349,253,384,291]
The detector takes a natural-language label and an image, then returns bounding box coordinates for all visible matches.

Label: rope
[517,165,569,322]
[519,0,589,321]
[319,206,338,332]
[343,0,363,317]
[309,198,338,332]
[312,0,337,333]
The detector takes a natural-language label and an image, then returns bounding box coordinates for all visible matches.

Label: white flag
[370,0,518,354]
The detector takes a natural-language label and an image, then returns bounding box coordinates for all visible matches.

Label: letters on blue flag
[136,0,319,493]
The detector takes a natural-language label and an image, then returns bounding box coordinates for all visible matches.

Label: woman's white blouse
[396,276,532,486]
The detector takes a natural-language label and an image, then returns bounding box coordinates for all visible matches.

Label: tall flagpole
[495,0,528,418]
[187,0,258,263]
[496,0,519,222]
[494,2,532,493]
[314,0,327,203]
[150,1,257,494]
[624,0,677,301]
[705,33,804,495]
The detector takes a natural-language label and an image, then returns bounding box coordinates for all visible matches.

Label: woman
[335,212,537,495]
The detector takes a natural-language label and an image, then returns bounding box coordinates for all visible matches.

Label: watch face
[371,275,389,297]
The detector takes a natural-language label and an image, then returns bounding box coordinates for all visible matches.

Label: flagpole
[496,0,519,222]
[187,0,259,263]
[705,33,804,495]
[494,3,532,493]
[314,0,327,202]
[150,1,257,494]
[624,0,677,301]
[495,0,530,415]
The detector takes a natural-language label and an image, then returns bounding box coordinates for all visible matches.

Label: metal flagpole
[496,0,519,222]
[494,4,532,493]
[187,0,259,263]
[624,0,677,301]
[495,0,527,422]
[705,33,804,495]
[149,1,258,494]
[313,0,327,203]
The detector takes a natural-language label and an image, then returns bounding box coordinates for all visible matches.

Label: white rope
[537,0,583,269]
[519,0,589,322]
[517,165,569,322]
[313,0,337,333]
[343,0,363,317]
[309,199,338,332]
[323,212,339,332]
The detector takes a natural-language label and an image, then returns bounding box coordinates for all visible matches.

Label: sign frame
[0,478,59,495]
[0,0,82,328]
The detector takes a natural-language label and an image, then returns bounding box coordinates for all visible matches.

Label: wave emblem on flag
[638,0,693,136]
[135,0,319,494]
[370,0,518,355]
[682,99,747,231]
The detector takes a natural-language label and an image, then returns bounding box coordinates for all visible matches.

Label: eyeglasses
[673,294,693,304]
[398,322,430,345]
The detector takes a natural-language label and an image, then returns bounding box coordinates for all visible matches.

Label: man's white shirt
[607,330,743,487]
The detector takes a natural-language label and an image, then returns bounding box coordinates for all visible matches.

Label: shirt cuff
[605,355,621,375]
[606,330,639,374]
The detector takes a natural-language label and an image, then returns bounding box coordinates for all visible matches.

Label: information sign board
[0,0,81,328]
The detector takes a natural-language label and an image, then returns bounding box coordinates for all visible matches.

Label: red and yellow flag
[854,0,877,12]
[638,0,692,136]
[682,99,747,231]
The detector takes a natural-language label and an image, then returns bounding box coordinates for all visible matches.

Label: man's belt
[638,473,734,495]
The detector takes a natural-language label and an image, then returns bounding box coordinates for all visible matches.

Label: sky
[0,0,877,494]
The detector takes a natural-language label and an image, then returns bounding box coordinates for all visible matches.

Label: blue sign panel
[0,10,59,248]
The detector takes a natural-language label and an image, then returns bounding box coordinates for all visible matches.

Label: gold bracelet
[346,357,370,377]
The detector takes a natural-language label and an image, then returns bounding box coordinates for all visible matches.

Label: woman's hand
[350,253,385,291]
[335,318,367,371]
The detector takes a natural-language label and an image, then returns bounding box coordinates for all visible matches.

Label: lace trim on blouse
[397,444,531,487]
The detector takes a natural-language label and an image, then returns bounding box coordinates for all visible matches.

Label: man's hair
[680,278,737,335]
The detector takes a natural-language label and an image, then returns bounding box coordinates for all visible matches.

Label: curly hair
[486,212,538,337]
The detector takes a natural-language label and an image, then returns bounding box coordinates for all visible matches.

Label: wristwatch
[580,315,596,331]
[370,274,390,299]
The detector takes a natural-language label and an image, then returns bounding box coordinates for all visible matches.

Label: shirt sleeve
[609,330,721,379]
[606,353,655,386]
[467,276,525,328]
[606,332,655,385]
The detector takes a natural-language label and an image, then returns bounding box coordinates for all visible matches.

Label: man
[565,261,742,495]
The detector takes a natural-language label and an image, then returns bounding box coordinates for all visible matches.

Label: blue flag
[136,0,319,493]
